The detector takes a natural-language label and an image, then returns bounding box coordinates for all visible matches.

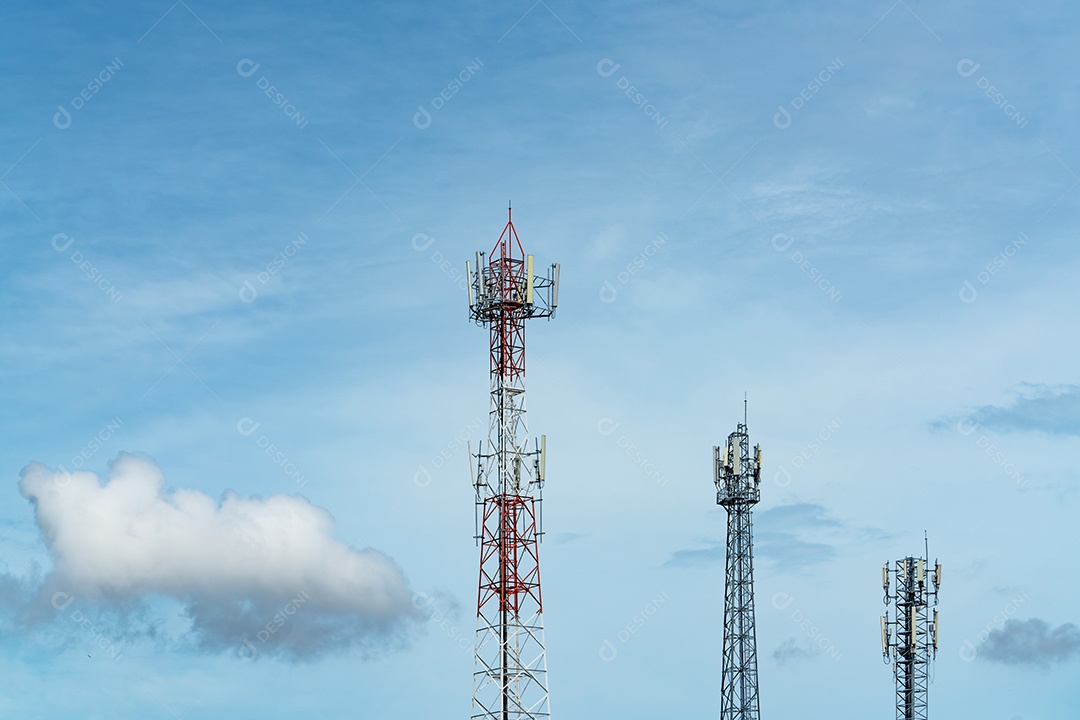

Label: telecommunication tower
[713,416,763,720]
[466,208,560,720]
[880,541,941,720]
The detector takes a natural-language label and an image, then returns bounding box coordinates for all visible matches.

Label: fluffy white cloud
[19,453,419,659]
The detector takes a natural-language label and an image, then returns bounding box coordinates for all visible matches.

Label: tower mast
[467,208,560,720]
[881,544,941,720]
[714,420,763,720]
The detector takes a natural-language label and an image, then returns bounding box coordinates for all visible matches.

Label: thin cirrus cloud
[16,453,421,660]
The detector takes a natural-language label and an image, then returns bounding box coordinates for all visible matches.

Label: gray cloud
[666,543,725,568]
[15,453,421,660]
[772,637,817,664]
[945,384,1080,436]
[981,618,1080,668]
[758,503,841,529]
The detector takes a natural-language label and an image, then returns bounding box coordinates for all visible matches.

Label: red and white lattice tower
[466,208,559,720]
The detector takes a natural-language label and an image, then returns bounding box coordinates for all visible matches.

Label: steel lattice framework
[714,421,763,720]
[880,544,941,720]
[466,208,559,720]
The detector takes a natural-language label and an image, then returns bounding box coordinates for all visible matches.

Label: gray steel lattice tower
[466,208,560,720]
[713,421,762,720]
[880,544,941,720]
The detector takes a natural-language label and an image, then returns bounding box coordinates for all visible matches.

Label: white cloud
[19,453,419,659]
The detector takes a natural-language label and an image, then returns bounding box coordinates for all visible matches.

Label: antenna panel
[525,254,535,304]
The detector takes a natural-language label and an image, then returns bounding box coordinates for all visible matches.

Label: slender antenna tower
[713,419,763,720]
[880,541,942,720]
[466,208,560,720]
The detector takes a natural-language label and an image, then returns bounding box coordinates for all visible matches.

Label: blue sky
[1,0,1079,717]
